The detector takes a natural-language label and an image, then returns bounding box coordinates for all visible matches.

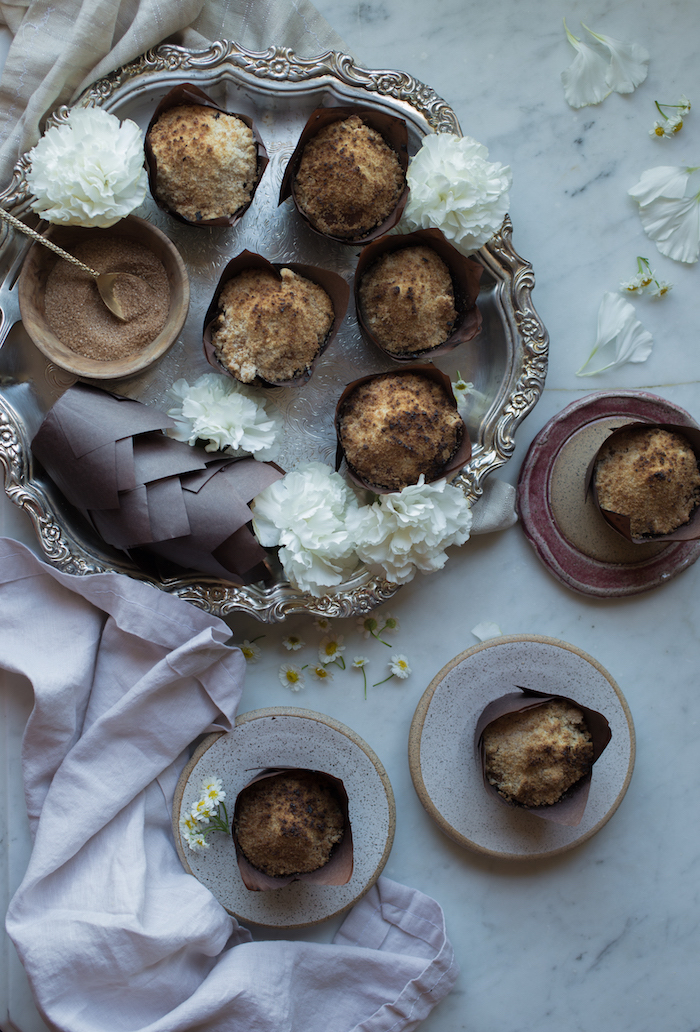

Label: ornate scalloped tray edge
[0,41,548,622]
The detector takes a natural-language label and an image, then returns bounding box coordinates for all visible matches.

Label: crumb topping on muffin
[359,246,458,355]
[212,267,334,383]
[338,371,463,491]
[234,771,345,876]
[294,115,405,239]
[149,104,257,221]
[594,427,700,537]
[483,699,594,807]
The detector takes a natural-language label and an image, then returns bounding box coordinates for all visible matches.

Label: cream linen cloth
[0,0,350,187]
[1,538,457,1031]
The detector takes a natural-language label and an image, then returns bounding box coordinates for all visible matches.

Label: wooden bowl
[18,215,189,380]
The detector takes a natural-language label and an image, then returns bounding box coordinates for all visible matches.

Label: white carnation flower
[399,133,512,255]
[26,107,147,227]
[251,462,360,595]
[167,374,282,458]
[347,476,473,585]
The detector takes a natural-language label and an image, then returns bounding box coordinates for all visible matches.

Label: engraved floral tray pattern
[0,41,548,622]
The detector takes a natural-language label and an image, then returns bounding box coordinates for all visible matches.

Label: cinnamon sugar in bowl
[18,215,189,380]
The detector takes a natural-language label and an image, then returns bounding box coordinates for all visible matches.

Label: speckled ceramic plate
[516,390,700,597]
[173,707,395,927]
[408,636,635,860]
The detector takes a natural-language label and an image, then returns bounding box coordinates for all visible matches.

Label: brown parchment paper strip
[31,384,284,585]
[278,106,409,245]
[232,768,353,891]
[585,422,700,543]
[354,228,483,361]
[203,250,349,387]
[145,82,268,228]
[334,365,472,493]
[474,688,612,827]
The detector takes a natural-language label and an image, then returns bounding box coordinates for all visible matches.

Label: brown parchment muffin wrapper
[203,249,350,388]
[334,364,472,494]
[278,105,409,245]
[354,228,483,361]
[145,82,269,228]
[474,688,612,827]
[585,421,700,543]
[31,383,284,585]
[232,768,353,891]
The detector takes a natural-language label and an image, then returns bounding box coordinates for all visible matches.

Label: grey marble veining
[3,1,700,1030]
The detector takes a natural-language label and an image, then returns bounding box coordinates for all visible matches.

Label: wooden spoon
[0,206,143,322]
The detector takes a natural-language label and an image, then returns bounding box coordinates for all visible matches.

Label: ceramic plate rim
[516,390,700,597]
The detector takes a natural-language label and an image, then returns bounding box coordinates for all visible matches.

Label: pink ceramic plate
[516,390,700,597]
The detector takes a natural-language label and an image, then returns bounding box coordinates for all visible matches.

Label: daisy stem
[372,628,392,647]
[372,674,395,687]
[362,668,367,700]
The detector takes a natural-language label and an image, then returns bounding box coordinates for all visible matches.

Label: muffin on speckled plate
[475,688,612,826]
[279,106,409,244]
[232,768,353,890]
[589,422,700,543]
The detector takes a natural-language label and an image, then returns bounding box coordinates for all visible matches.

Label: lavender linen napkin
[0,539,457,1031]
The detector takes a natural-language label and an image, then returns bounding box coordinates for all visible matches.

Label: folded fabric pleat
[1,539,457,1031]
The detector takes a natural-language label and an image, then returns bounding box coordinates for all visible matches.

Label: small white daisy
[279,664,305,691]
[310,663,334,682]
[240,639,262,663]
[389,654,412,679]
[357,615,379,638]
[319,634,345,664]
[283,634,306,651]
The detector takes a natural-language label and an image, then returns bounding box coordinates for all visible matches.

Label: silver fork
[0,215,35,349]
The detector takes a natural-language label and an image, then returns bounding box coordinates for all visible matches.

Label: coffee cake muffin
[337,371,464,491]
[212,266,334,384]
[148,104,257,222]
[483,700,594,807]
[358,245,458,355]
[593,426,700,537]
[294,115,405,239]
[234,771,345,877]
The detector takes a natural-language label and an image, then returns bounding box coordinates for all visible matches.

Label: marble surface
[2,1,700,1029]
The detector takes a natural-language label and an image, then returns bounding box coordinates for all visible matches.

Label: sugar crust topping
[338,371,463,491]
[594,427,700,537]
[483,699,594,807]
[235,771,345,876]
[294,115,405,238]
[359,246,457,355]
[212,267,334,383]
[149,104,257,221]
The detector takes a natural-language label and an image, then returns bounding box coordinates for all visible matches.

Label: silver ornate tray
[0,41,548,622]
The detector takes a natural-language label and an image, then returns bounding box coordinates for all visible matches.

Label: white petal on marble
[582,25,649,94]
[561,24,612,108]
